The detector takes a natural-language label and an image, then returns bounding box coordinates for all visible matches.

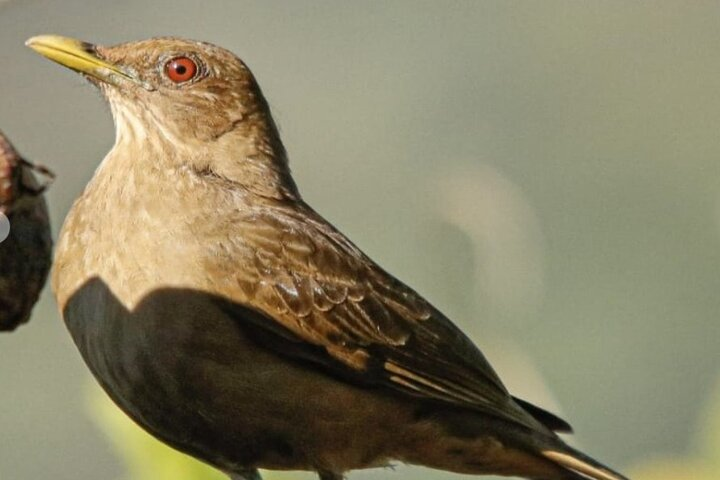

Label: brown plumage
[0,130,53,331]
[28,35,629,480]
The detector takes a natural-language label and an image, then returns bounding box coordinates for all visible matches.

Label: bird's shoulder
[225,200,431,346]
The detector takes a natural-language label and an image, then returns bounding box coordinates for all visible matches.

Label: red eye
[165,56,198,83]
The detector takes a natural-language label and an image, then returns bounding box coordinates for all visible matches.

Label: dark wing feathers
[231,203,561,432]
[512,397,573,433]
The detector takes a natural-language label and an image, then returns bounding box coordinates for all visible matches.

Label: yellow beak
[25,35,149,89]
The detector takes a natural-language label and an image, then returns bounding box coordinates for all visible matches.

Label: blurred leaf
[629,374,720,480]
[698,376,720,470]
[630,460,713,480]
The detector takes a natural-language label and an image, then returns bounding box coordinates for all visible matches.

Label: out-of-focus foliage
[629,374,720,480]
[87,385,229,480]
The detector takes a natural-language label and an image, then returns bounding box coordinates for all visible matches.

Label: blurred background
[1,1,719,479]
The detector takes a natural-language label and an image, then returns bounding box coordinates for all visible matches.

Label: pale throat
[110,99,180,152]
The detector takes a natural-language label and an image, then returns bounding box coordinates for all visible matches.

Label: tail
[403,405,630,480]
[541,444,630,480]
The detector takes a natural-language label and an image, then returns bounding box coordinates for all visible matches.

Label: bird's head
[26,35,297,199]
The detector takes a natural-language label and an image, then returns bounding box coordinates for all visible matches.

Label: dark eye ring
[165,56,198,83]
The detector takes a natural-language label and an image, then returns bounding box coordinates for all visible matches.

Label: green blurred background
[1,1,719,479]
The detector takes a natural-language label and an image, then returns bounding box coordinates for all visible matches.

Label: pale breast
[53,155,231,312]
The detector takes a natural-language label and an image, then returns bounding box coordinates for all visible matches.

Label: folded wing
[224,202,565,432]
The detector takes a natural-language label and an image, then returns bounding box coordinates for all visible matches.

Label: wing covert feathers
[227,202,555,431]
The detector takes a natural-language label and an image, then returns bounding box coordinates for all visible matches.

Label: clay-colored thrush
[0,130,53,331]
[27,35,628,480]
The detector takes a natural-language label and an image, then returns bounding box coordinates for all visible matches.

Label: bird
[0,130,53,331]
[27,34,629,480]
